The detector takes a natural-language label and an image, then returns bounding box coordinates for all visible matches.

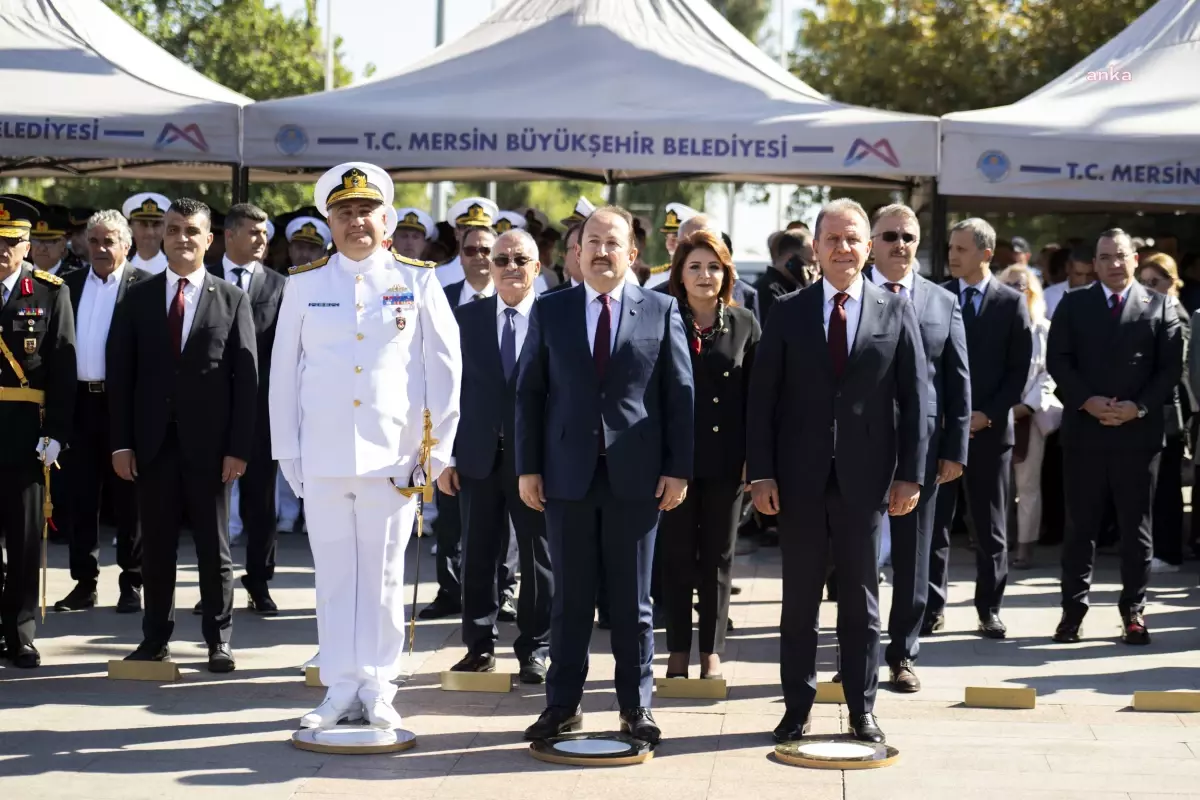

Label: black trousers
[459,445,553,661]
[1062,448,1158,619]
[885,480,939,665]
[434,486,517,607]
[137,429,234,648]
[0,463,42,650]
[61,386,140,591]
[237,437,278,585]
[779,470,882,717]
[928,443,1012,619]
[660,477,740,655]
[1151,435,1185,566]
[545,464,658,710]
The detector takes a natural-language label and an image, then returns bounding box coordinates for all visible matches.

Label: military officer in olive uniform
[0,195,77,668]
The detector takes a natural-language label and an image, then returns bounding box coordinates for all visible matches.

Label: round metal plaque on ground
[530,732,654,766]
[774,738,898,769]
[291,726,417,755]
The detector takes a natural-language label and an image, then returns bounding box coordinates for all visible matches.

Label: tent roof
[0,0,250,175]
[243,0,938,184]
[939,0,1200,207]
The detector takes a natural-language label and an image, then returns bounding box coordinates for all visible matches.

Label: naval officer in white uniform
[122,192,170,275]
[270,162,462,730]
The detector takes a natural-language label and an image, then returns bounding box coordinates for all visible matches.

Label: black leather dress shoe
[450,652,496,672]
[730,585,743,596]
[850,712,885,744]
[9,643,40,668]
[519,656,548,684]
[54,583,97,612]
[978,613,1007,639]
[596,615,611,630]
[772,710,812,743]
[208,643,236,673]
[193,600,203,616]
[620,707,661,745]
[921,613,945,636]
[497,597,517,622]
[418,595,461,620]
[125,641,170,661]
[1052,614,1083,643]
[524,706,583,740]
[1121,612,1151,645]
[242,577,278,616]
[115,586,142,614]
[888,659,921,693]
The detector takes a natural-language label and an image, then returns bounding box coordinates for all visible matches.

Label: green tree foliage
[711,0,772,45]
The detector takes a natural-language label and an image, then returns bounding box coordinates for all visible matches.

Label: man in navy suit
[516,205,694,744]
[866,204,970,693]
[438,228,553,684]
[927,218,1032,639]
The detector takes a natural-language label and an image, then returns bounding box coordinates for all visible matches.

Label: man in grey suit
[748,198,929,745]
[866,204,971,693]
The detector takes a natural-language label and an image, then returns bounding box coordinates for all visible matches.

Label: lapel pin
[876,299,884,304]
[208,286,215,292]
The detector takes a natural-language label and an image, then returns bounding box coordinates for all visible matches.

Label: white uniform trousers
[1013,423,1048,545]
[306,476,417,704]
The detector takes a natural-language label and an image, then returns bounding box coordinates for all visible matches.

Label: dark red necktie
[593,294,611,379]
[168,277,188,357]
[828,292,849,378]
[1109,293,1123,319]
[885,282,903,294]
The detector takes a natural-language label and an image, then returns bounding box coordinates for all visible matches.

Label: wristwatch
[1136,404,1148,419]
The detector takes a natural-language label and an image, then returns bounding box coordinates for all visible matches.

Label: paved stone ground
[1,530,1199,800]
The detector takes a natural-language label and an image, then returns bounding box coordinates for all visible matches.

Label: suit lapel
[247,266,266,303]
[2,265,29,313]
[480,295,506,384]
[912,274,930,320]
[182,272,215,359]
[570,284,599,389]
[1119,281,1147,326]
[612,282,644,364]
[67,269,85,314]
[807,283,834,377]
[977,275,997,319]
[116,268,138,303]
[847,279,881,370]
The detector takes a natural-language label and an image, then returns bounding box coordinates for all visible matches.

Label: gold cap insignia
[662,210,680,230]
[34,221,48,233]
[0,205,10,222]
[456,203,493,227]
[342,168,368,190]
[494,218,513,233]
[142,199,161,215]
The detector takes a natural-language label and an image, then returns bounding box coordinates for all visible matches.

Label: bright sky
[271,0,813,260]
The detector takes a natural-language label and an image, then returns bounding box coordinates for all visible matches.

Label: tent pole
[231,164,241,206]
[930,179,948,281]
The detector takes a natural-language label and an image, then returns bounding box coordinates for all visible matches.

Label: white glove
[36,438,61,466]
[279,458,304,499]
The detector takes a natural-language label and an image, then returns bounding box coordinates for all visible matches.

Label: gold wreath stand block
[107,660,181,682]
[439,671,518,693]
[815,682,845,704]
[655,677,727,700]
[774,740,899,770]
[964,686,1037,710]
[291,727,417,755]
[305,666,324,688]
[1133,691,1200,713]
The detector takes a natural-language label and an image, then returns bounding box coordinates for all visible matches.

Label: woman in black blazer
[661,230,761,680]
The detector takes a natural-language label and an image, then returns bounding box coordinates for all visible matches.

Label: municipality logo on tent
[844,138,899,168]
[154,123,209,152]
[977,151,1010,183]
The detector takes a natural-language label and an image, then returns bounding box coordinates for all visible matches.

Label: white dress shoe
[300,697,363,729]
[364,698,403,730]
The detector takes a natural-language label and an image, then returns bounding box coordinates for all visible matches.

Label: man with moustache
[926,219,1032,639]
[517,205,693,744]
[865,204,970,692]
[108,199,257,673]
[122,193,171,275]
[439,228,554,684]
[747,198,928,744]
[54,211,152,615]
[1048,229,1182,645]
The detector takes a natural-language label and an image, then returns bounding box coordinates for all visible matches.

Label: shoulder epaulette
[394,252,436,269]
[289,256,329,276]
[650,263,671,275]
[32,268,63,286]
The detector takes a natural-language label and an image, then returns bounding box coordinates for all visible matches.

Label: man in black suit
[210,203,286,614]
[107,198,258,673]
[1047,228,1183,645]
[438,228,554,684]
[54,210,151,615]
[866,204,970,692]
[927,219,1032,638]
[517,205,694,744]
[747,198,928,744]
[754,229,816,325]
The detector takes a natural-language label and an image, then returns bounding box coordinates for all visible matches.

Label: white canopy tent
[243,0,938,186]
[0,0,249,179]
[940,0,1200,211]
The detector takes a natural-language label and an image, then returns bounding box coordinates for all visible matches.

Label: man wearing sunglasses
[438,229,553,684]
[865,205,970,693]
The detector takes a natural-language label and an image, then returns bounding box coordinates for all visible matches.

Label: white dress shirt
[132,250,168,275]
[960,272,991,314]
[821,275,864,355]
[1042,280,1067,319]
[584,279,624,354]
[222,254,259,293]
[47,260,64,276]
[459,279,495,307]
[870,265,915,298]
[496,290,536,358]
[76,264,126,380]
[166,267,206,351]
[0,269,19,305]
